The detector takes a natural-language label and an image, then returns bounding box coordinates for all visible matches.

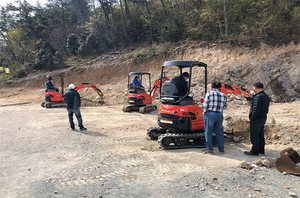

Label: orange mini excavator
[41,75,104,108]
[147,60,223,149]
[123,72,169,113]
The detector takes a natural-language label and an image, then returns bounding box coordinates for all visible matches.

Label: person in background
[64,84,87,131]
[171,72,189,96]
[202,82,227,155]
[244,82,270,155]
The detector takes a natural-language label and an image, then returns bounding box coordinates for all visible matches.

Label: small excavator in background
[123,72,169,113]
[41,75,104,108]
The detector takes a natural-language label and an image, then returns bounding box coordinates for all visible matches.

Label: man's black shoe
[244,151,258,156]
[71,127,75,131]
[80,127,87,131]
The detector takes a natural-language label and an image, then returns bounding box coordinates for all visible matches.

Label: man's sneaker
[71,127,75,131]
[219,150,224,155]
[80,127,87,131]
[202,149,213,155]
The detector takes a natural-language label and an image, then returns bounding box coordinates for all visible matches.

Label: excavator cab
[123,72,169,113]
[147,60,218,149]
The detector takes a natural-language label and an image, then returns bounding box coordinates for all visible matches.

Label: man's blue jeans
[203,112,224,151]
[67,108,83,129]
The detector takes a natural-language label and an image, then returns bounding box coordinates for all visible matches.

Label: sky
[0,0,48,7]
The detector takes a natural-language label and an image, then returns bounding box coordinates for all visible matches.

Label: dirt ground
[1,87,300,198]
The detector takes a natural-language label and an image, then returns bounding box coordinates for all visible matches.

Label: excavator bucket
[275,147,300,175]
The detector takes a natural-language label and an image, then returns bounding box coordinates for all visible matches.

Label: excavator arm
[150,77,170,99]
[220,84,252,98]
[75,83,104,102]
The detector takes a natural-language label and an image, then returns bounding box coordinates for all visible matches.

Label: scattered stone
[272,133,280,140]
[288,191,297,197]
[54,191,58,194]
[211,177,217,180]
[233,136,240,143]
[253,158,263,166]
[224,115,233,121]
[240,160,248,168]
[262,159,271,168]
[282,172,287,175]
[249,169,256,174]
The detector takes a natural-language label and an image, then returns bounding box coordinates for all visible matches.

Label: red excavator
[41,75,104,108]
[123,72,169,113]
[147,60,220,148]
[147,60,252,149]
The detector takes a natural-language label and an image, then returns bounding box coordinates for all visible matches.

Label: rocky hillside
[2,41,300,103]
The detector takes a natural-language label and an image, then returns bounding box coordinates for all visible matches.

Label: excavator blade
[275,147,300,175]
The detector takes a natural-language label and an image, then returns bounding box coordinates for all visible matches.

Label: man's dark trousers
[250,119,266,154]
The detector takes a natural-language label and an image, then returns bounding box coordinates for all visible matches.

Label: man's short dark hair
[48,77,52,80]
[253,82,264,89]
[212,82,221,89]
[135,76,139,79]
[182,72,189,78]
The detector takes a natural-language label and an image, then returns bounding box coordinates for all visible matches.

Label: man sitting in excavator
[132,76,144,89]
[45,77,58,92]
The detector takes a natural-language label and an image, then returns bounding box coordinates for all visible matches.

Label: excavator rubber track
[139,105,157,113]
[147,127,167,140]
[123,105,157,113]
[41,102,66,108]
[122,105,140,112]
[158,133,217,149]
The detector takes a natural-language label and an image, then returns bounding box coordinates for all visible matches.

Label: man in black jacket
[244,82,270,155]
[64,84,87,131]
[171,72,189,96]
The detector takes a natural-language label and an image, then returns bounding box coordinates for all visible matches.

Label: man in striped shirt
[202,82,227,154]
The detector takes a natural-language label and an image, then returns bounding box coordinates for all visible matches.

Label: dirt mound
[227,119,280,144]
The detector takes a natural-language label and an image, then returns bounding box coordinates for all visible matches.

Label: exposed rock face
[213,44,300,102]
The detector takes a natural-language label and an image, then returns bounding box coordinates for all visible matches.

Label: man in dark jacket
[64,84,87,131]
[244,82,270,155]
[171,72,189,96]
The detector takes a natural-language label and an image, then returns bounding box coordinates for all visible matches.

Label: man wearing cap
[202,82,227,155]
[171,72,189,96]
[45,77,58,92]
[244,82,270,155]
[64,84,87,131]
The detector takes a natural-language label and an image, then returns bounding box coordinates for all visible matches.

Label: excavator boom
[75,83,104,99]
[220,84,252,98]
[150,77,170,99]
